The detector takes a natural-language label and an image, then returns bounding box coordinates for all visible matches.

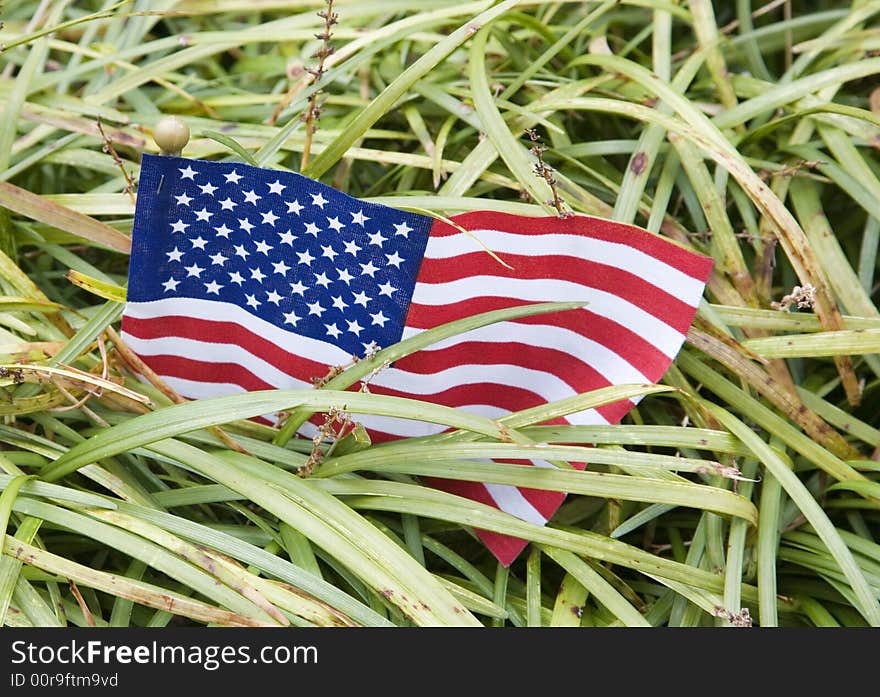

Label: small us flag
[122,154,713,566]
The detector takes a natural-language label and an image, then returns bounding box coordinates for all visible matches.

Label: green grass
[0,0,879,627]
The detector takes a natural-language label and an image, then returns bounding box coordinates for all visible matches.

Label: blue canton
[128,155,433,356]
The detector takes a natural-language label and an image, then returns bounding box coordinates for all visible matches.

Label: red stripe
[369,381,565,415]
[441,212,714,280]
[393,340,617,394]
[404,304,672,380]
[132,353,276,392]
[122,314,333,384]
[414,251,696,332]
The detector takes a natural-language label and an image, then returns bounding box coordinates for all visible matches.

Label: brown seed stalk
[97,117,136,203]
[300,407,350,477]
[300,0,337,170]
[525,128,572,218]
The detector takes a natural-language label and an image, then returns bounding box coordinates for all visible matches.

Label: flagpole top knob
[153,116,190,156]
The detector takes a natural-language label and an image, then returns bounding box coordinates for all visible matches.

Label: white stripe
[124,297,354,365]
[401,321,652,385]
[425,228,705,303]
[531,459,557,469]
[410,277,684,356]
[120,332,314,390]
[376,364,578,401]
[121,331,591,406]
[483,482,548,525]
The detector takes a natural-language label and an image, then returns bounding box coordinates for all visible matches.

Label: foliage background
[0,0,879,627]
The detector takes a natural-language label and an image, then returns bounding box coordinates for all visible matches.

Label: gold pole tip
[153,116,190,156]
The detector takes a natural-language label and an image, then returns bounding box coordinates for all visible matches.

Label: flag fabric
[121,154,713,566]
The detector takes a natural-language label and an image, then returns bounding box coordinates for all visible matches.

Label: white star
[267,180,285,195]
[321,244,338,261]
[314,271,332,288]
[179,165,197,180]
[239,218,254,233]
[166,247,184,262]
[331,295,348,311]
[360,260,379,277]
[296,249,315,265]
[371,311,389,327]
[250,267,266,283]
[170,220,188,234]
[243,190,260,205]
[351,210,369,226]
[286,199,303,215]
[174,192,192,206]
[224,170,242,184]
[290,280,307,295]
[310,192,328,208]
[209,252,228,265]
[185,263,204,277]
[378,281,395,297]
[327,216,344,233]
[204,280,223,294]
[307,300,325,316]
[234,245,249,259]
[162,277,180,292]
[272,260,291,275]
[199,182,218,196]
[337,268,354,284]
[352,290,370,307]
[394,221,413,237]
[278,230,295,246]
[343,240,361,255]
[219,197,237,211]
[191,236,208,250]
[194,208,212,222]
[215,223,232,237]
[283,310,300,326]
[254,240,272,255]
[245,294,261,309]
[303,222,321,237]
[325,323,342,339]
[386,251,404,268]
[261,210,279,227]
[229,271,245,285]
[367,230,386,246]
[266,289,283,305]
[346,319,364,336]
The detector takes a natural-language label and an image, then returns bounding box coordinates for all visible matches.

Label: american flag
[122,154,713,566]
